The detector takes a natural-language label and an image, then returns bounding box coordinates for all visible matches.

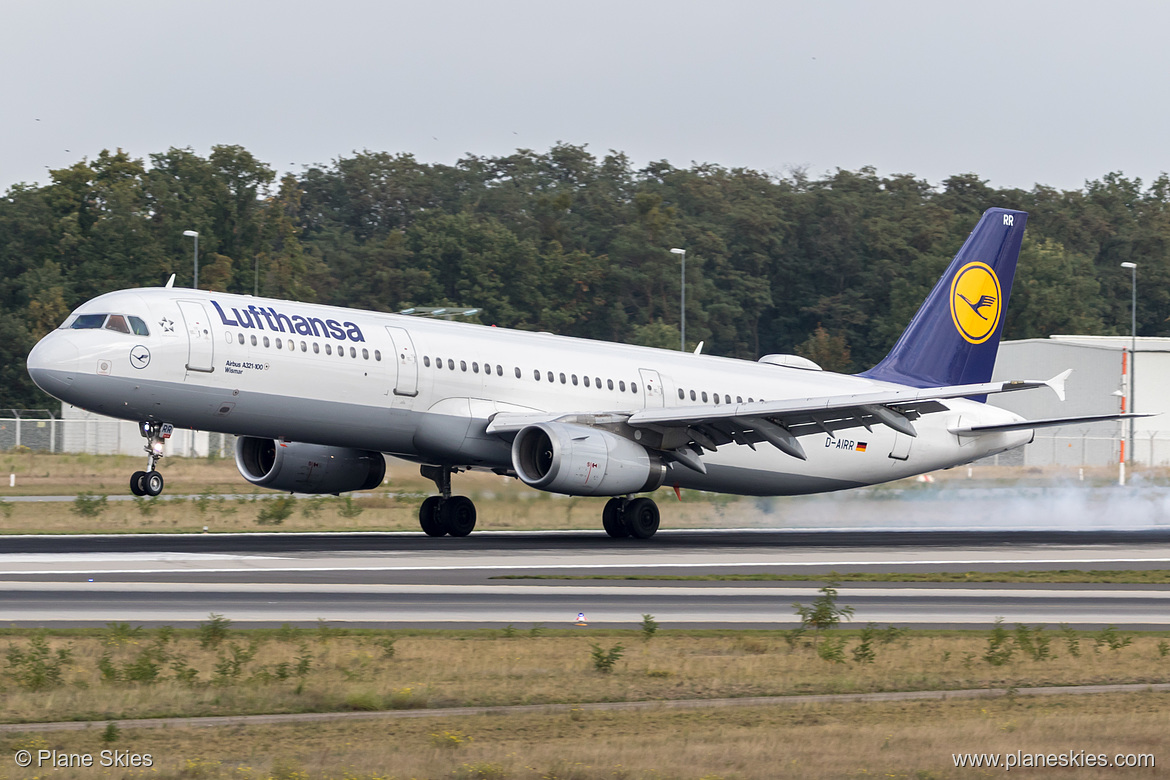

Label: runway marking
[4,557,1170,576]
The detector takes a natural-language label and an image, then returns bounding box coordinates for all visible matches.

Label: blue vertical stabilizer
[860,207,1027,389]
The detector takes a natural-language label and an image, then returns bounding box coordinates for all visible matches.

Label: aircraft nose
[26,334,80,398]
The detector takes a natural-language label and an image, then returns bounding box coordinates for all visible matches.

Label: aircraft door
[385,326,419,397]
[177,301,214,373]
[639,368,664,408]
[889,433,913,461]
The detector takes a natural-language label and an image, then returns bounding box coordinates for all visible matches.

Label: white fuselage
[27,288,1031,496]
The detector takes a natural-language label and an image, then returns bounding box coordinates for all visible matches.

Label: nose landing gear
[130,422,171,497]
[418,464,477,537]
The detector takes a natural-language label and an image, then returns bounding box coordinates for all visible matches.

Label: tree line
[2,143,1167,409]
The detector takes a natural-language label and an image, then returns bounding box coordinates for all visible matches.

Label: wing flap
[950,412,1154,436]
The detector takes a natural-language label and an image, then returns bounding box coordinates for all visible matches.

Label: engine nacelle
[234,437,386,494]
[511,422,666,496]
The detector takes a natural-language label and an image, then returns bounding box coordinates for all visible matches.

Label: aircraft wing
[949,412,1153,436]
[487,374,1072,472]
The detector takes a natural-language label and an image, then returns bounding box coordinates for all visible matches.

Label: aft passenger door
[177,301,214,373]
[385,326,419,397]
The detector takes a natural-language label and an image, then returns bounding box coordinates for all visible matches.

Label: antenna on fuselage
[165,274,176,289]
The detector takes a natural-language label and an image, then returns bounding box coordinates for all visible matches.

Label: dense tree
[2,144,1167,410]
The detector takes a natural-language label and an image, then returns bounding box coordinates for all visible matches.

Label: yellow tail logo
[949,262,1001,344]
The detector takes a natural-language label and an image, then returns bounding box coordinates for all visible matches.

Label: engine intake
[511,422,666,496]
[234,437,386,494]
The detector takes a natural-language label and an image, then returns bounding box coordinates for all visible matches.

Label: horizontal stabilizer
[950,412,1154,436]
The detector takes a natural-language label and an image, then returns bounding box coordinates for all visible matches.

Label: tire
[624,497,660,539]
[130,471,147,496]
[144,471,164,497]
[442,495,477,537]
[602,498,628,538]
[419,496,446,536]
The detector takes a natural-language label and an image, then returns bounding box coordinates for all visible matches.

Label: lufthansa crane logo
[949,262,1001,344]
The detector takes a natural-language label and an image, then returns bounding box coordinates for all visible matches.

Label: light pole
[671,248,686,351]
[1121,262,1137,471]
[183,230,199,289]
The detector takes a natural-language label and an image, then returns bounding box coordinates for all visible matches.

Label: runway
[3,529,1170,628]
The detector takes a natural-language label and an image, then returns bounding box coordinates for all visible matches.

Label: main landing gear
[602,496,660,540]
[418,465,477,537]
[129,422,170,497]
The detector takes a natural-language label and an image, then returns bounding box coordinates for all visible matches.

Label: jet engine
[511,422,666,496]
[234,436,386,494]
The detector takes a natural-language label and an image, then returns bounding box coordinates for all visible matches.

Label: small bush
[589,643,624,673]
[529,623,545,637]
[101,723,120,744]
[501,624,518,639]
[640,613,659,641]
[793,582,854,642]
[131,495,159,516]
[1158,640,1169,659]
[257,495,295,525]
[1095,625,1133,652]
[71,492,108,517]
[4,631,71,690]
[1014,624,1051,661]
[0,499,13,518]
[852,623,877,664]
[199,613,232,648]
[984,617,1014,666]
[337,495,364,518]
[1059,623,1081,657]
[388,686,428,709]
[103,622,144,646]
[344,691,383,711]
[816,636,847,664]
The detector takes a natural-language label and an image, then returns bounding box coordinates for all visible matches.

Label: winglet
[693,341,704,355]
[165,273,176,289]
[1046,369,1072,402]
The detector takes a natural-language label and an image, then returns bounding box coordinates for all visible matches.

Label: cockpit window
[70,314,108,330]
[66,313,151,335]
[105,315,131,334]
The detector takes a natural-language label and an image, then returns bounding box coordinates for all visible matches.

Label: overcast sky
[2,1,1168,194]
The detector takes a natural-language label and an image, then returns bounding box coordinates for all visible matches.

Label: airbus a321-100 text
[26,208,1139,539]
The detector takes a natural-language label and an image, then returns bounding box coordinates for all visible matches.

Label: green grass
[493,569,1170,584]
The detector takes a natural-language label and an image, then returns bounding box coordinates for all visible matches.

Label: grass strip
[493,569,1170,584]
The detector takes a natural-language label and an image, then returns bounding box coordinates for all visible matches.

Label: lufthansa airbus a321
[25,208,1137,539]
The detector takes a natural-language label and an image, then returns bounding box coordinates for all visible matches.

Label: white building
[989,335,1169,467]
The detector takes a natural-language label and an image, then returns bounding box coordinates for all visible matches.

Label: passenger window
[736,396,743,404]
[594,377,601,388]
[472,362,479,374]
[619,381,626,392]
[701,392,708,402]
[678,389,685,399]
[128,316,150,336]
[690,390,696,401]
[313,343,320,354]
[448,359,455,370]
[70,314,108,330]
[548,371,554,382]
[350,347,357,358]
[301,342,307,352]
[559,373,566,384]
[631,383,637,393]
[496,365,503,376]
[238,333,245,345]
[571,374,578,386]
[584,376,591,388]
[275,338,282,349]
[263,337,270,348]
[250,335,257,346]
[460,360,467,372]
[607,379,614,390]
[515,367,522,378]
[424,356,431,367]
[375,350,381,361]
[713,393,719,405]
[362,348,369,360]
[104,315,131,334]
[534,369,541,380]
[326,344,332,355]
[725,395,731,405]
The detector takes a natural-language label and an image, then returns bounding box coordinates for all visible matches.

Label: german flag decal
[856,442,868,453]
